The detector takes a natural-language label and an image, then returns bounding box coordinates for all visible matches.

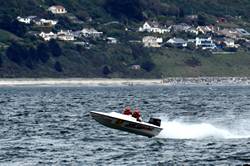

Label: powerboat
[90,111,163,137]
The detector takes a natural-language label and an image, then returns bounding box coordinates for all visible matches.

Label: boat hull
[90,111,162,137]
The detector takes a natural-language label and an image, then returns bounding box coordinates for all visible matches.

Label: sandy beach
[1,77,250,86]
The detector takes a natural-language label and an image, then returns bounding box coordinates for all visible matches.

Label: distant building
[216,17,226,24]
[217,28,238,39]
[39,30,75,41]
[186,27,199,35]
[131,65,141,70]
[74,42,91,49]
[223,38,238,48]
[171,23,191,32]
[106,37,118,44]
[167,38,187,47]
[57,30,75,41]
[236,28,250,36]
[195,37,216,50]
[34,19,58,27]
[48,5,67,14]
[80,28,103,38]
[186,15,198,20]
[17,16,36,24]
[139,21,170,34]
[39,32,57,41]
[142,36,163,48]
[196,26,215,34]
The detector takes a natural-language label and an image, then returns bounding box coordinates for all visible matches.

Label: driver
[132,108,142,122]
[123,106,132,115]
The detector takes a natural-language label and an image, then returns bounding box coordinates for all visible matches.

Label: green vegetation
[0,0,250,78]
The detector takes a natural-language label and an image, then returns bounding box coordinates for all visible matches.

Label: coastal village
[16,5,250,53]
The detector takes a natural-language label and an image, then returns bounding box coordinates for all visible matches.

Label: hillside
[1,0,250,78]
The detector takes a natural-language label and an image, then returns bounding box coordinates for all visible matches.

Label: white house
[167,38,187,47]
[57,30,75,41]
[80,28,103,38]
[48,5,67,14]
[106,37,118,44]
[171,23,191,32]
[224,38,237,48]
[196,26,215,34]
[39,32,57,41]
[139,22,170,34]
[195,37,216,50]
[131,65,141,70]
[17,16,36,24]
[186,27,199,35]
[35,19,58,26]
[142,36,163,48]
[218,28,238,39]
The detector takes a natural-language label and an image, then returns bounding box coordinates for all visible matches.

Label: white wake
[157,120,250,139]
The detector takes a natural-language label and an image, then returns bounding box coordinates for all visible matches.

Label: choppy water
[0,85,250,165]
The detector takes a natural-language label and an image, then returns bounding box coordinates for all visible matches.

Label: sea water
[0,85,249,165]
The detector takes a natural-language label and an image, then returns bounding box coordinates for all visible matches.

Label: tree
[54,61,63,72]
[131,45,146,60]
[6,42,29,65]
[48,39,62,57]
[197,14,206,26]
[29,47,39,63]
[102,65,112,75]
[141,60,155,72]
[37,43,50,63]
[105,0,144,21]
[0,54,3,67]
[178,7,185,18]
[0,15,28,37]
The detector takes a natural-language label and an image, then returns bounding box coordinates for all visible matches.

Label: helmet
[123,106,132,115]
[133,109,141,117]
[125,106,131,111]
[134,108,140,114]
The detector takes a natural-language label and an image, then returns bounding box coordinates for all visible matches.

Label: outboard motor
[148,118,161,127]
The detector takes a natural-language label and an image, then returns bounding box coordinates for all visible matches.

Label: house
[131,65,141,70]
[57,30,75,41]
[67,14,84,24]
[72,31,82,38]
[39,32,57,41]
[186,27,199,35]
[167,38,187,47]
[196,26,215,34]
[17,16,36,24]
[236,28,250,36]
[223,38,238,48]
[34,19,58,27]
[217,17,226,23]
[171,23,191,32]
[74,42,91,49]
[48,5,67,14]
[106,37,118,44]
[142,36,163,48]
[242,41,250,50]
[195,37,216,50]
[139,21,170,34]
[217,28,238,39]
[186,15,198,20]
[80,28,103,38]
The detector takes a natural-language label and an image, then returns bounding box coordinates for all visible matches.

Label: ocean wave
[158,120,250,139]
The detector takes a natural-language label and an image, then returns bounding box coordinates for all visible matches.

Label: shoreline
[1,77,250,86]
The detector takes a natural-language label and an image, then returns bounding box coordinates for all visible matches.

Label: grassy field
[0,29,20,43]
[152,48,250,77]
